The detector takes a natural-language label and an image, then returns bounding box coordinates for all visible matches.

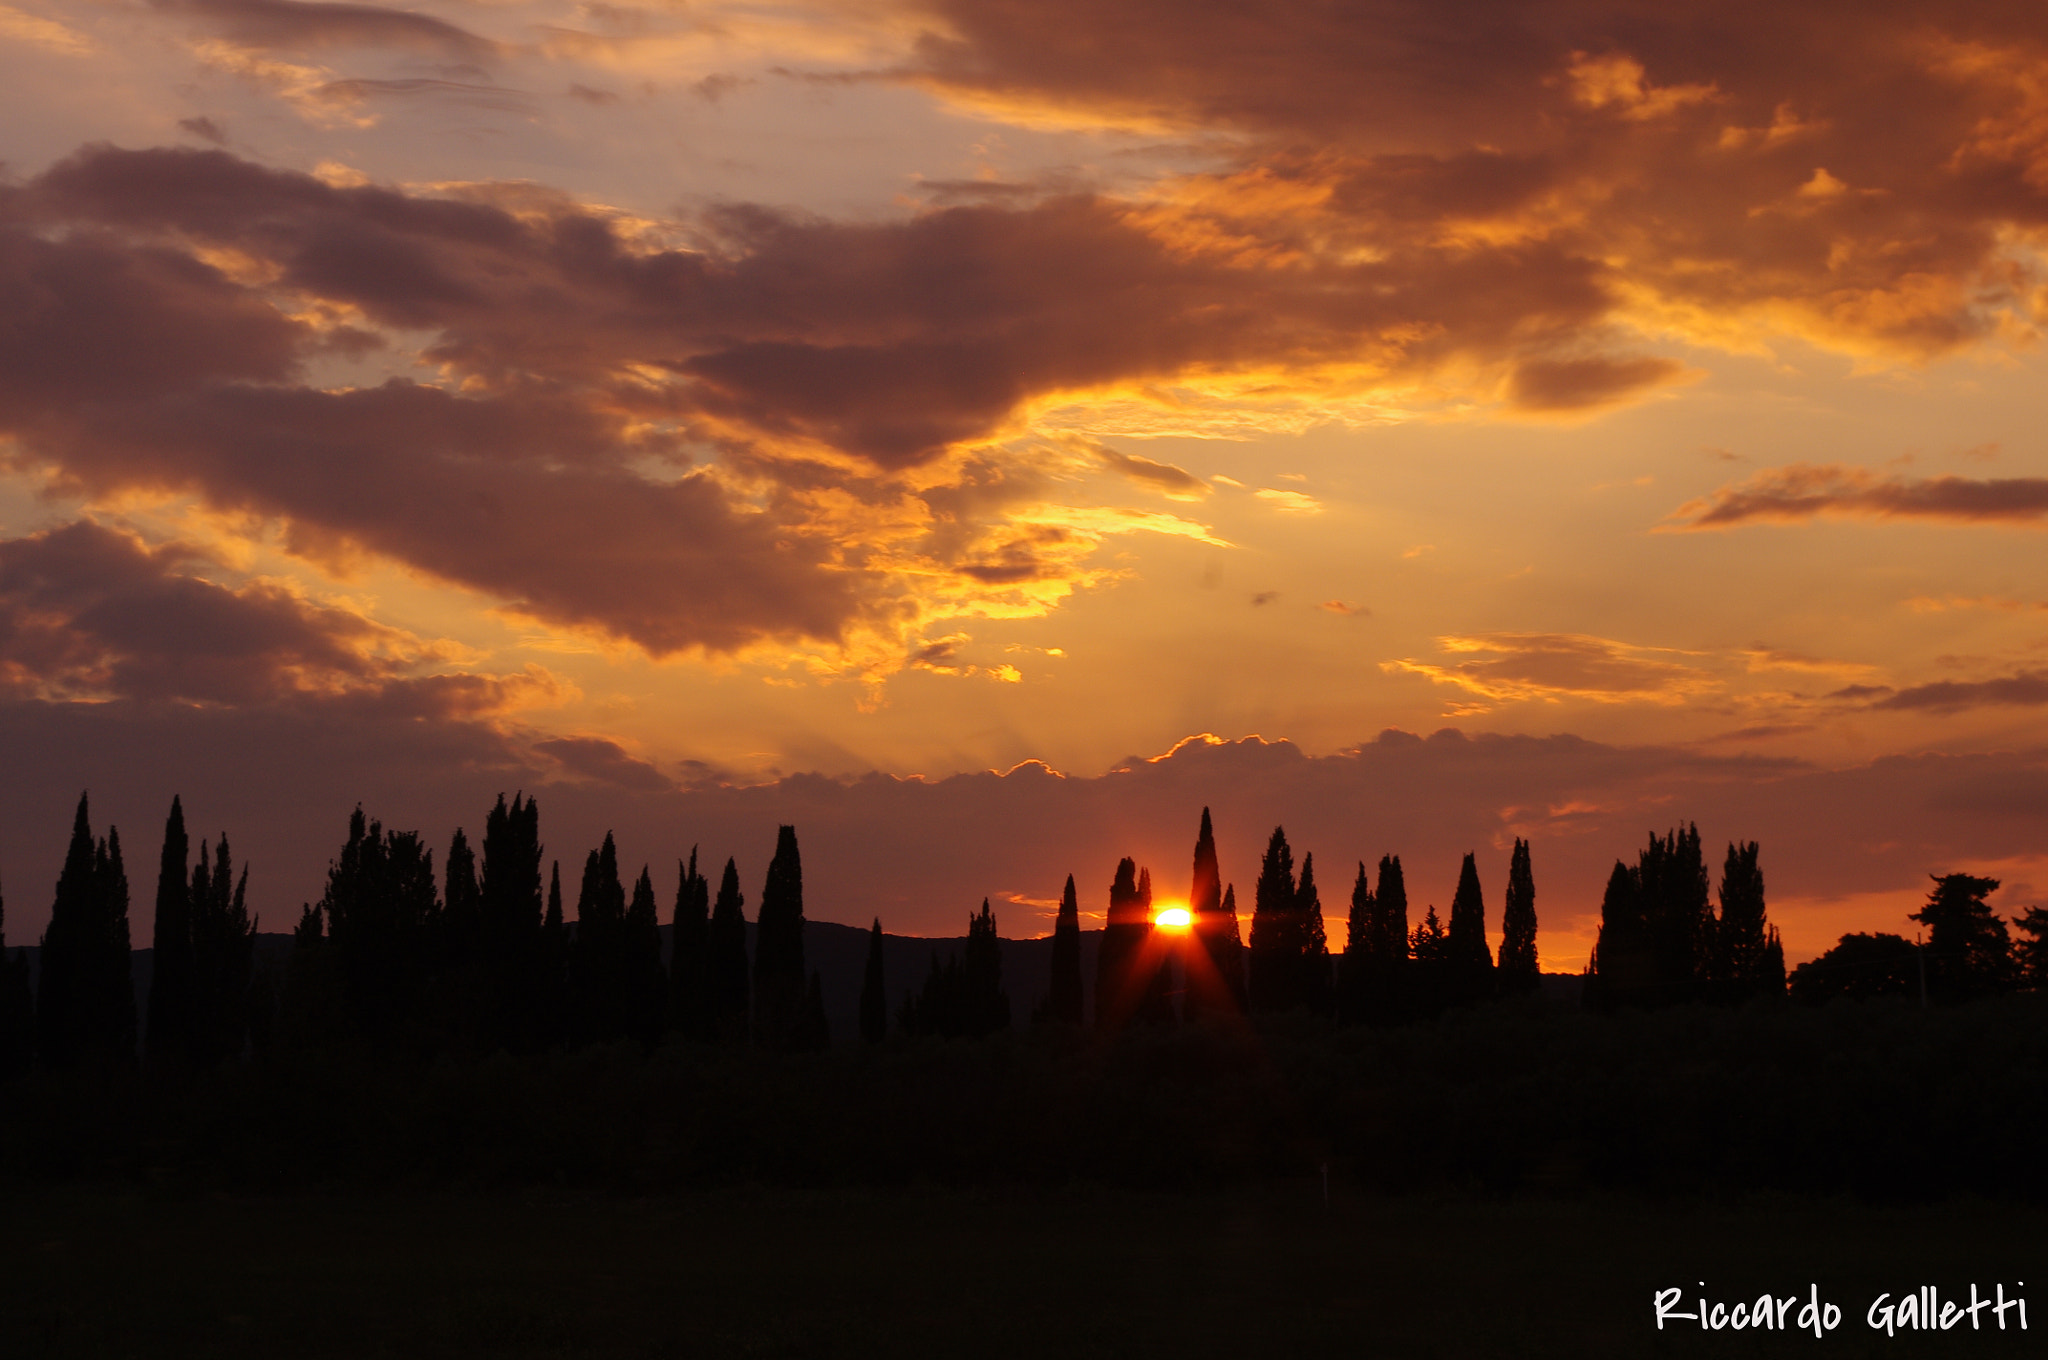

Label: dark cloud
[176,117,227,145]
[313,79,537,116]
[1084,439,1209,498]
[1507,355,1688,412]
[1665,465,2048,529]
[0,143,1667,659]
[905,1,2048,362]
[0,519,554,713]
[1871,670,2048,713]
[534,736,675,791]
[153,0,497,57]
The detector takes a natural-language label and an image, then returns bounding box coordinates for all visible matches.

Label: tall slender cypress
[1186,808,1238,1019]
[753,826,807,1049]
[964,898,1011,1036]
[1339,860,1373,1023]
[1297,852,1332,1017]
[1445,852,1495,1005]
[478,793,544,1050]
[1497,838,1539,994]
[1095,858,1150,1030]
[538,861,567,1047]
[1584,859,1645,1011]
[1044,874,1083,1025]
[1373,854,1410,1020]
[859,917,887,1043]
[190,834,255,1064]
[146,796,193,1062]
[670,849,710,1039]
[444,827,480,959]
[1247,826,1297,1014]
[38,796,135,1068]
[625,865,668,1046]
[570,834,627,1043]
[707,857,749,1041]
[1713,841,1780,998]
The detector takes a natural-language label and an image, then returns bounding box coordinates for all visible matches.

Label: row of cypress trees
[1583,826,1786,1009]
[0,792,833,1072]
[283,805,828,1056]
[1026,808,1548,1032]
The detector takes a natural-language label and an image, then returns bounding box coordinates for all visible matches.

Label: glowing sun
[1154,906,1192,929]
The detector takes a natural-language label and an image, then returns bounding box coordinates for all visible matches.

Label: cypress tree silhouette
[1043,874,1084,1024]
[1370,854,1409,1021]
[1133,866,1177,1024]
[189,834,256,1064]
[315,807,438,1052]
[1583,859,1644,1012]
[859,917,887,1042]
[900,950,960,1038]
[1646,825,1710,1001]
[1185,808,1243,1019]
[1588,826,1712,1009]
[753,826,807,1050]
[37,795,136,1069]
[1497,838,1539,995]
[623,866,669,1046]
[1339,860,1373,1024]
[670,849,710,1040]
[1409,902,1448,1015]
[146,795,194,1063]
[1218,883,1244,1009]
[707,856,749,1042]
[1296,852,1332,1017]
[1096,857,1152,1030]
[570,834,629,1043]
[1712,841,1782,999]
[444,827,481,960]
[1247,826,1298,1014]
[1910,873,2014,1002]
[1445,852,1495,1006]
[1788,932,1918,1003]
[0,878,34,1079]
[477,793,544,1051]
[538,860,568,1048]
[904,901,1010,1039]
[964,898,1011,1037]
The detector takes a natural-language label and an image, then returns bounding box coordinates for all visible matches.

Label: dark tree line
[33,795,136,1070]
[0,792,836,1071]
[284,806,827,1057]
[1584,827,1785,1010]
[1791,872,2048,1005]
[26,787,2042,1075]
[1071,809,1548,1032]
[899,899,1011,1038]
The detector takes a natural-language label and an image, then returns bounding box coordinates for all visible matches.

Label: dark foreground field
[5,1183,2044,1359]
[6,995,2047,1357]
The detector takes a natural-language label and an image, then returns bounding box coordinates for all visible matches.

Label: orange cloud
[1387,633,1717,706]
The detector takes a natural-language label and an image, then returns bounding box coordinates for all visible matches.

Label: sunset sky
[5,0,2048,967]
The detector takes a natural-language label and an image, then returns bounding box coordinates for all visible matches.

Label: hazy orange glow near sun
[1154,907,1193,929]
